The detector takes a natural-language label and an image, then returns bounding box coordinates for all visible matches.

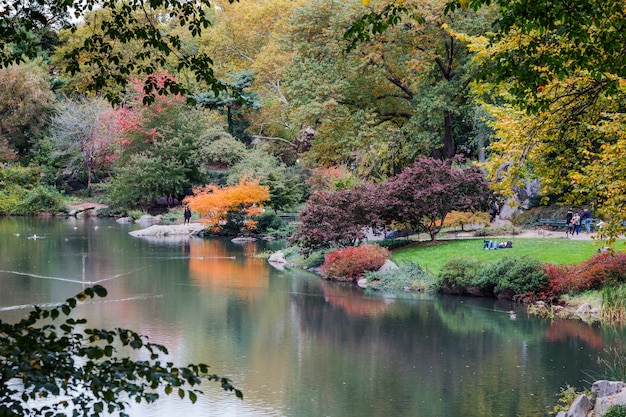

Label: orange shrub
[319,244,391,282]
[184,176,269,231]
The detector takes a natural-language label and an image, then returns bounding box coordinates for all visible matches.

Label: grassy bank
[391,237,603,275]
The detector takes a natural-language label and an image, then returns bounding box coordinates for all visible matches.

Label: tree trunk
[442,110,455,159]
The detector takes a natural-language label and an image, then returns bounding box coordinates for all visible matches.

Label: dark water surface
[1,217,624,417]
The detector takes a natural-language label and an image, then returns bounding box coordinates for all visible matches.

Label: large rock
[268,251,287,264]
[558,381,626,417]
[129,223,205,237]
[378,259,398,273]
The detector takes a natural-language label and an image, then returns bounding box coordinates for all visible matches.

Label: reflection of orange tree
[321,281,389,318]
[184,177,269,232]
[188,240,269,298]
[544,320,604,349]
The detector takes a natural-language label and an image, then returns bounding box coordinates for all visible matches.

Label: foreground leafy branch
[0,285,242,417]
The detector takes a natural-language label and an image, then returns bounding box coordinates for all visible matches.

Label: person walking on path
[572,211,581,235]
[582,208,592,234]
[566,209,574,237]
[183,205,192,224]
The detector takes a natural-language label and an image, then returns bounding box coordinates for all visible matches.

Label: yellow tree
[451,23,626,244]
[200,0,305,148]
[185,177,270,232]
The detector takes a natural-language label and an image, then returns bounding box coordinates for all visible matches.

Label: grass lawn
[391,237,603,275]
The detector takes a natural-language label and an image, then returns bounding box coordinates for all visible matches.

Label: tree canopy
[1,0,237,104]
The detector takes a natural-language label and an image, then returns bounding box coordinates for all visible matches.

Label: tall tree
[48,97,118,193]
[0,61,55,160]
[445,0,626,238]
[105,73,215,209]
[285,0,492,179]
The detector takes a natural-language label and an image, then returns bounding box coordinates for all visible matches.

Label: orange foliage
[184,177,270,231]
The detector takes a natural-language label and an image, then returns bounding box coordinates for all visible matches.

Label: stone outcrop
[129,223,205,237]
[557,381,626,417]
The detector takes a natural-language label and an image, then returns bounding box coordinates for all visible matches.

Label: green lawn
[391,238,603,275]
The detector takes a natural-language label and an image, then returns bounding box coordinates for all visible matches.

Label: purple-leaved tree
[386,157,492,241]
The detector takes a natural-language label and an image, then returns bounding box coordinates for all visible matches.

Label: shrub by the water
[14,185,63,214]
[575,252,626,287]
[437,257,483,288]
[544,253,626,298]
[365,262,435,292]
[319,244,391,282]
[450,256,549,297]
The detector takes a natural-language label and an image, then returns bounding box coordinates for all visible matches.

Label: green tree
[0,61,55,160]
[444,0,626,241]
[1,0,233,104]
[104,74,216,209]
[193,70,262,144]
[0,286,241,417]
[286,0,492,179]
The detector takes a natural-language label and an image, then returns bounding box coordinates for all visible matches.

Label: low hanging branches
[0,285,242,417]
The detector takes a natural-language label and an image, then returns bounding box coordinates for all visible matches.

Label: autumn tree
[283,0,493,179]
[104,73,217,209]
[292,183,384,252]
[200,0,305,155]
[0,61,55,160]
[1,0,232,103]
[385,157,492,241]
[185,177,270,234]
[47,97,118,193]
[0,286,241,417]
[445,0,626,241]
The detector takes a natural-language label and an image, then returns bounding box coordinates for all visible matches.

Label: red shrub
[544,263,574,298]
[544,252,626,298]
[319,244,391,282]
[575,252,626,287]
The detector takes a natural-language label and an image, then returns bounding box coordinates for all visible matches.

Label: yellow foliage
[443,211,491,230]
[184,177,270,230]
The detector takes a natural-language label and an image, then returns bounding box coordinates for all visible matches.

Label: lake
[1,217,623,416]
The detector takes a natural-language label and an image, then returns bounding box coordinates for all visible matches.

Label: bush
[605,405,626,417]
[437,257,484,288]
[543,263,574,298]
[375,238,414,250]
[576,252,626,287]
[474,256,548,296]
[365,262,436,292]
[544,253,626,298]
[14,185,63,214]
[319,244,391,282]
[472,224,522,237]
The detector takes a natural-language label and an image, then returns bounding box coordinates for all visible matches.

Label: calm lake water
[1,217,624,417]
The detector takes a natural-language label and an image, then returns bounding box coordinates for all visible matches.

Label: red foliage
[544,252,626,298]
[385,156,493,241]
[575,252,626,287]
[292,183,385,252]
[319,244,391,282]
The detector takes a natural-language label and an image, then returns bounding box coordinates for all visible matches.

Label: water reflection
[0,217,624,417]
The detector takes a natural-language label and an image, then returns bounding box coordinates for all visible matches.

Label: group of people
[566,208,592,236]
